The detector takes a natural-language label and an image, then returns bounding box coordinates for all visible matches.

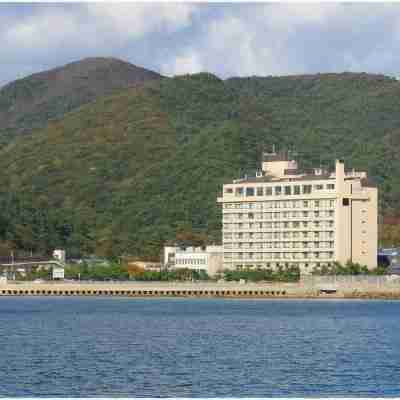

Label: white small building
[163,245,223,276]
[53,249,66,263]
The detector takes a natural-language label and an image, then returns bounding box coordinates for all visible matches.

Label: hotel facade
[217,152,378,274]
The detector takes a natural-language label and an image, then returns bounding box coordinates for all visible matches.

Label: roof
[361,177,377,188]
[232,173,334,184]
[262,151,291,162]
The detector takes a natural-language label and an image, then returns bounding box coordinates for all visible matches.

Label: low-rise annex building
[163,245,223,276]
[217,151,378,274]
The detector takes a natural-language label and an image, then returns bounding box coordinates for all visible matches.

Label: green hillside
[0,71,399,258]
[0,57,162,147]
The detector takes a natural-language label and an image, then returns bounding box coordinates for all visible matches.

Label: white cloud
[85,3,197,40]
[161,51,204,76]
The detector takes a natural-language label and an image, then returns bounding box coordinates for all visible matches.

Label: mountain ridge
[0,57,163,146]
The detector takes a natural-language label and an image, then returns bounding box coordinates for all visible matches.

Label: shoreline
[2,281,400,300]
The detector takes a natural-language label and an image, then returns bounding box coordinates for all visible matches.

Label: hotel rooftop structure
[217,151,378,274]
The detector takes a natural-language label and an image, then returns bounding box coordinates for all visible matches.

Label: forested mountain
[0,57,162,147]
[0,65,399,258]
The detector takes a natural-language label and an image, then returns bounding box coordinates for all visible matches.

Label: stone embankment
[1,281,400,299]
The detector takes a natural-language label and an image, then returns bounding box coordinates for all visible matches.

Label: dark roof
[361,177,377,188]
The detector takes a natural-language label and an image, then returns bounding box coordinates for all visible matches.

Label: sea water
[0,297,399,397]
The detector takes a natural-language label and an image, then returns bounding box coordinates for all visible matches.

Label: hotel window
[284,186,292,195]
[327,184,335,190]
[246,187,255,196]
[284,222,289,228]
[314,211,320,218]
[314,221,320,227]
[265,187,272,196]
[314,184,323,190]
[314,232,320,239]
[294,185,301,195]
[303,221,309,228]
[275,186,282,195]
[303,185,312,194]
[303,211,308,217]
[293,221,300,228]
[303,200,309,208]
[225,188,233,194]
[256,187,263,196]
[303,231,308,238]
[314,200,320,208]
[248,212,254,219]
[329,200,335,207]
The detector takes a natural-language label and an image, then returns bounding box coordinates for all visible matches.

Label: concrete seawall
[1,281,400,299]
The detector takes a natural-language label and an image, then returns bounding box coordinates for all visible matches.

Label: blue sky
[1,3,400,86]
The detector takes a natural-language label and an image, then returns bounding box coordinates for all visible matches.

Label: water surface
[0,297,399,397]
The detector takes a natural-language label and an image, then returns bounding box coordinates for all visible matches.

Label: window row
[223,199,335,210]
[223,210,335,220]
[175,258,206,265]
[224,231,335,240]
[224,252,334,260]
[223,221,335,230]
[224,183,335,197]
[230,262,333,270]
[224,241,334,249]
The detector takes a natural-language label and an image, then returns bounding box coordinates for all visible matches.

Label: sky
[1,3,400,86]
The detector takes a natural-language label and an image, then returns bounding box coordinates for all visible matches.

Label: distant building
[378,248,400,274]
[163,245,223,276]
[53,249,66,263]
[217,151,378,274]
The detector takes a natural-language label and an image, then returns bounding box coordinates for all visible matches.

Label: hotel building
[217,152,378,274]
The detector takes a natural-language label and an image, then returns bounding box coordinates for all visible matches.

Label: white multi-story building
[163,245,223,276]
[217,152,378,274]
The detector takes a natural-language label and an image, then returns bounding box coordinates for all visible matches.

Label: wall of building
[218,157,378,274]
